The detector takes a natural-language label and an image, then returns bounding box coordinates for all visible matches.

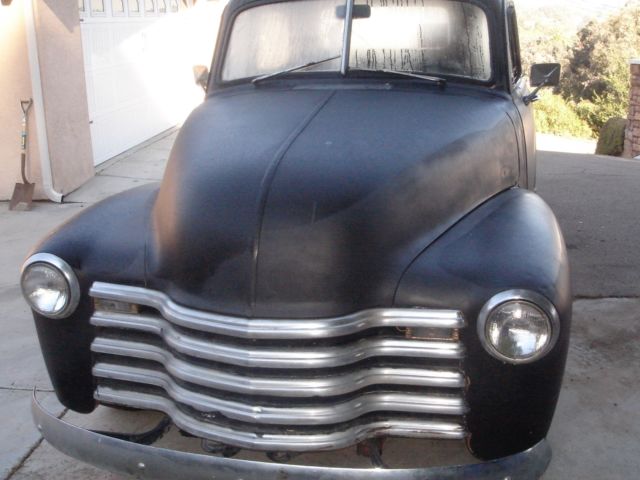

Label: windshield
[222,0,492,83]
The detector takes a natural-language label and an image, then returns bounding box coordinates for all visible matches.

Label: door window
[507,5,522,82]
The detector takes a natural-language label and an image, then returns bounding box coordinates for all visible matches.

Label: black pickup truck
[24,0,570,478]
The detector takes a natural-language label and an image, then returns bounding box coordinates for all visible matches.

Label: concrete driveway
[0,135,638,479]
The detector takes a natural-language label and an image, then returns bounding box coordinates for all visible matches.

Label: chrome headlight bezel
[21,253,81,319]
[477,290,561,365]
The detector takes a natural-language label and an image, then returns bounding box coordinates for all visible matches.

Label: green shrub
[534,91,594,139]
[570,55,632,134]
[595,117,628,156]
[518,2,640,138]
[560,5,639,134]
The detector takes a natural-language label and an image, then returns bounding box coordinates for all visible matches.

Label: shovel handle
[20,99,33,152]
[21,152,29,185]
[21,99,33,116]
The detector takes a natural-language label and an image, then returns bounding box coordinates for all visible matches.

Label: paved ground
[0,133,638,479]
[537,152,640,298]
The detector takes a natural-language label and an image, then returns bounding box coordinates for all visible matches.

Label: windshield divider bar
[340,0,355,75]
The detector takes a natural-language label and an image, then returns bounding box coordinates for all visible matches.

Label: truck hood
[149,84,519,317]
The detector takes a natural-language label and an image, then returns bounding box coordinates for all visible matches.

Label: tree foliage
[516,1,640,138]
[517,5,575,75]
[561,2,640,133]
[534,91,594,139]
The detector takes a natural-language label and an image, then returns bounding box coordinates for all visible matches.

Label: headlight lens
[21,254,80,319]
[478,291,560,364]
[486,301,550,360]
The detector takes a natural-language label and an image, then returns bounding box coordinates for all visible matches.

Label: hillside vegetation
[516,0,640,139]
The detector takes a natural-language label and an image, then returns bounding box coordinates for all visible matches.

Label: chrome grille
[90,282,468,452]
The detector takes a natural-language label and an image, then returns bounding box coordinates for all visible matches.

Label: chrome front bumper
[32,394,551,480]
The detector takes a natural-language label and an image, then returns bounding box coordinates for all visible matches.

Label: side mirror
[193,65,210,92]
[524,63,561,105]
[530,63,561,88]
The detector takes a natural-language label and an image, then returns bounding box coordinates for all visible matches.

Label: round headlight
[21,254,80,319]
[478,291,560,364]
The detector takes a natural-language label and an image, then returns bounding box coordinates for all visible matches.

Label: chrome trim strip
[94,367,466,424]
[91,390,466,450]
[21,253,81,319]
[91,322,464,369]
[33,392,553,480]
[92,348,463,397]
[477,290,561,365]
[90,282,464,340]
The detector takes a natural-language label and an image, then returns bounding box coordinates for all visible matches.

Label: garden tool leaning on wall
[9,99,35,211]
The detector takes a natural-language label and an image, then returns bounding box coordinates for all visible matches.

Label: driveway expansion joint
[0,386,54,393]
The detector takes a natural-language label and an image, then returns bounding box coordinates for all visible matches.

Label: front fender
[27,184,158,412]
[395,188,571,460]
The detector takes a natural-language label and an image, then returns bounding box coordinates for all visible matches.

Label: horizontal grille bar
[94,366,466,424]
[91,327,463,369]
[90,282,467,450]
[94,389,467,451]
[93,347,463,397]
[90,282,464,340]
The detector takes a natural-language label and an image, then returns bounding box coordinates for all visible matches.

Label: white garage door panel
[80,2,200,165]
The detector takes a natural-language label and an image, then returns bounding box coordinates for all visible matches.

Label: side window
[507,5,522,82]
[170,0,179,12]
[145,0,156,14]
[159,0,167,13]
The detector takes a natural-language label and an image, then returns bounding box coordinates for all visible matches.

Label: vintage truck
[24,0,570,478]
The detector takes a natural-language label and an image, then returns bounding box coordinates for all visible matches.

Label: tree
[517,5,574,75]
[561,2,640,132]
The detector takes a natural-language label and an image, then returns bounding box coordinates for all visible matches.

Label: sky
[515,0,629,14]
[514,0,631,26]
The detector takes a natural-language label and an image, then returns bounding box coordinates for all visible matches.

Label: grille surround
[90,282,468,452]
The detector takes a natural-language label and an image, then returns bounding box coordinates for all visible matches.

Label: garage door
[79,0,201,165]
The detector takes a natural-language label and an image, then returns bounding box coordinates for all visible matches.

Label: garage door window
[112,0,126,16]
[91,0,106,15]
[128,0,141,14]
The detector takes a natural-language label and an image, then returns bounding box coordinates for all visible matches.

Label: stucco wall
[0,0,94,202]
[0,1,43,201]
[34,0,94,195]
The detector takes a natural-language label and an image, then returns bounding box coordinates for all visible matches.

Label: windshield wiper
[351,69,447,87]
[252,55,342,85]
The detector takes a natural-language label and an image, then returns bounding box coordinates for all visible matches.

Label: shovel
[9,99,35,211]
